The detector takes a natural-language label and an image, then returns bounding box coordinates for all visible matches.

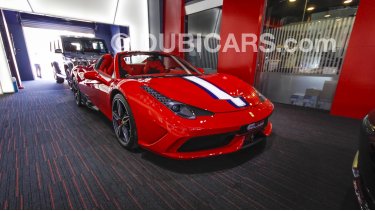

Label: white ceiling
[28,0,118,24]
[0,0,150,51]
[0,0,32,13]
[0,0,125,24]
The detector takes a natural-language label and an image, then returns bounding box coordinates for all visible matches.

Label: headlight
[254,89,267,102]
[363,115,375,135]
[142,86,214,119]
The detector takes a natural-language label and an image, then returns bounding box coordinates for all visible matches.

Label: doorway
[22,27,94,81]
[255,0,359,111]
[185,7,222,74]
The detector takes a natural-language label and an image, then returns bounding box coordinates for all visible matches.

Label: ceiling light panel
[307,6,315,11]
[0,0,32,13]
[28,0,118,24]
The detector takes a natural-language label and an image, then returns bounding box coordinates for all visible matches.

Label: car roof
[60,36,105,41]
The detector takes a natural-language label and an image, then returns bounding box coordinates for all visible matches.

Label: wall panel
[331,0,375,119]
[217,0,265,85]
[163,0,185,57]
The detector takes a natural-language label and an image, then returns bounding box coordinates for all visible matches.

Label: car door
[90,69,113,113]
[79,54,114,115]
[78,68,100,103]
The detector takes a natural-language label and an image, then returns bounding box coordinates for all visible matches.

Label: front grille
[178,133,235,152]
[178,118,269,153]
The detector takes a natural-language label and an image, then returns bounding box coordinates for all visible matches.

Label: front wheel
[52,64,64,84]
[56,77,64,84]
[53,69,64,84]
[74,88,83,107]
[112,94,138,150]
[65,67,74,89]
[73,77,83,107]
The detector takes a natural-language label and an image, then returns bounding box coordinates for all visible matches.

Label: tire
[56,77,64,84]
[52,63,64,84]
[71,76,78,93]
[53,69,64,84]
[112,94,138,150]
[66,69,73,88]
[74,87,83,107]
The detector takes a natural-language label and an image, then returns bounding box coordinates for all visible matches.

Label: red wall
[163,0,185,57]
[217,0,265,85]
[331,0,375,119]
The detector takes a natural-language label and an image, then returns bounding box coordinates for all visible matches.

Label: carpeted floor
[0,79,361,209]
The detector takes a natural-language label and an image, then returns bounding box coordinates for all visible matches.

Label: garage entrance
[22,27,94,81]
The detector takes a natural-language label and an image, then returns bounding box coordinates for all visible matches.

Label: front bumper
[140,104,273,160]
[132,88,274,160]
[158,121,272,159]
[353,151,372,209]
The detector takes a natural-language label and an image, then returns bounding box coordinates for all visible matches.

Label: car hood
[141,74,262,113]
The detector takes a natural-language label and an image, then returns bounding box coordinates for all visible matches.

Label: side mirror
[197,67,205,74]
[84,71,111,86]
[55,49,62,53]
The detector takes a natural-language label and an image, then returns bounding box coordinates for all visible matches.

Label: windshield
[118,53,201,78]
[82,39,108,53]
[62,38,108,54]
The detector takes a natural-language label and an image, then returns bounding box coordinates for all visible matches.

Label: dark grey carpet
[0,79,361,209]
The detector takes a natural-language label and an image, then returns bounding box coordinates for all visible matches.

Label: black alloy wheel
[73,79,83,107]
[112,94,138,149]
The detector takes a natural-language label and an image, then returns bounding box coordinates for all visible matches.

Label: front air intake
[178,133,235,152]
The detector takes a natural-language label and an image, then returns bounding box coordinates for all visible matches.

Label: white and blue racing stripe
[183,76,248,108]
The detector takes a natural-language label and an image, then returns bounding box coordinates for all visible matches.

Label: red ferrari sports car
[71,51,274,159]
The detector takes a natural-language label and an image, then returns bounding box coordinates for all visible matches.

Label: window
[255,0,360,111]
[61,37,108,53]
[63,39,82,52]
[185,7,222,72]
[82,40,108,53]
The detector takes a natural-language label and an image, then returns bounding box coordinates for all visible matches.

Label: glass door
[255,0,360,110]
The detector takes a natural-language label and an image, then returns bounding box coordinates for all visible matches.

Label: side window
[124,56,131,64]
